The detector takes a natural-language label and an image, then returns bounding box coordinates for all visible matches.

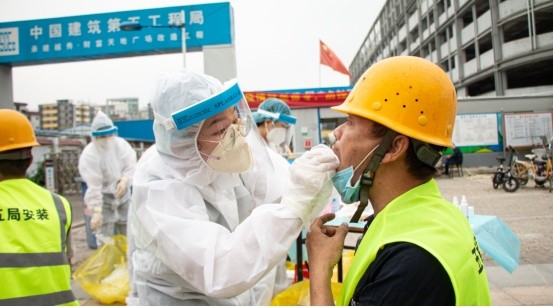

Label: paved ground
[66,167,553,305]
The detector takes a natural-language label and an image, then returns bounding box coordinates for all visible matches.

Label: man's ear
[382,135,409,163]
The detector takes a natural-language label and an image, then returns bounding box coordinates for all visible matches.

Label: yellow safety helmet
[332,56,457,148]
[0,109,40,153]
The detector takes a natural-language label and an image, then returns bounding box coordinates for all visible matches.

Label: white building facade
[350,0,553,97]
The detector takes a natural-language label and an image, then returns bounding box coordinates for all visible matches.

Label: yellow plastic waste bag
[73,234,129,305]
[270,280,342,306]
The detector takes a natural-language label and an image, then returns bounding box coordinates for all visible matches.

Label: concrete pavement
[66,169,553,305]
[487,264,553,305]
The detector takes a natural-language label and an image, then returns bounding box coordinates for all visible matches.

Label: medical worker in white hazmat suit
[78,111,137,244]
[127,70,339,305]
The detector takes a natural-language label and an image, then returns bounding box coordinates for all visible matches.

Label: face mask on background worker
[91,110,118,150]
[266,124,287,148]
[257,109,296,154]
[93,135,114,149]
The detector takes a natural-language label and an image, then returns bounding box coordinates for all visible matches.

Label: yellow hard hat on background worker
[0,109,40,160]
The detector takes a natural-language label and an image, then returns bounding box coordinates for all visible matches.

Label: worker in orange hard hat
[305,56,491,305]
[0,109,78,305]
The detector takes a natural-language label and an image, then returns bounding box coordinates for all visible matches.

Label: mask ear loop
[353,144,381,173]
[350,130,398,223]
[346,144,381,187]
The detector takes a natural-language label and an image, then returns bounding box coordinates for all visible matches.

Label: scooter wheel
[502,177,520,193]
[492,173,501,189]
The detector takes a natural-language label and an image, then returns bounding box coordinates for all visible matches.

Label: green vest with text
[337,179,491,306]
[0,179,78,306]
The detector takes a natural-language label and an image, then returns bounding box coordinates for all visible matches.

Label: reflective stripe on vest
[337,179,491,306]
[0,179,78,305]
[0,290,76,306]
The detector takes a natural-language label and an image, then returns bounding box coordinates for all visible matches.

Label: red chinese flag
[320,40,351,76]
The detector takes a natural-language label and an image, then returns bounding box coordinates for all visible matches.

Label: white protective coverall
[78,111,137,240]
[128,70,338,305]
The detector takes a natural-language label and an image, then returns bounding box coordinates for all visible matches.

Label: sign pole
[181,9,187,68]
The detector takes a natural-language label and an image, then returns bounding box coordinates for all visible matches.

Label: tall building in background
[55,100,74,131]
[39,103,58,130]
[106,97,139,120]
[350,0,553,97]
[74,102,92,126]
[138,103,154,119]
[39,99,75,131]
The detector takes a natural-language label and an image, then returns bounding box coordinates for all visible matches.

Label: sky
[0,0,387,110]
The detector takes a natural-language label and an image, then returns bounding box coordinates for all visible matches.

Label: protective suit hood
[91,110,118,137]
[151,69,230,187]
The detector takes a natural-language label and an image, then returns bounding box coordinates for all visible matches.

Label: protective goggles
[160,82,248,131]
[255,109,297,126]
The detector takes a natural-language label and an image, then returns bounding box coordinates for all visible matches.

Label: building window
[461,10,473,28]
[464,44,476,61]
[437,0,445,15]
[467,76,495,96]
[502,16,529,43]
[534,8,553,35]
[399,39,407,53]
[506,58,553,89]
[410,26,419,42]
[478,33,493,54]
[440,59,449,72]
[421,14,429,32]
[475,0,490,18]
[441,56,456,72]
[406,0,416,15]
[438,29,447,45]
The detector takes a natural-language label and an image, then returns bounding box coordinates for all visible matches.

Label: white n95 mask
[267,127,287,147]
[203,125,253,173]
[94,136,112,149]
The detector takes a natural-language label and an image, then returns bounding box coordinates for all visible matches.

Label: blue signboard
[0,2,232,66]
[115,119,154,142]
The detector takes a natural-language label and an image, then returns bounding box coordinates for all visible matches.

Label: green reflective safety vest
[337,179,491,306]
[0,179,78,306]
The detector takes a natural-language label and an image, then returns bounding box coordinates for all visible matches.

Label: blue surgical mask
[332,166,361,204]
[332,144,380,204]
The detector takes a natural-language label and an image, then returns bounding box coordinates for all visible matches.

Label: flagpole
[319,61,321,88]
[318,39,322,87]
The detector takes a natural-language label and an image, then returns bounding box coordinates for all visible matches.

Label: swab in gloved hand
[281,144,340,227]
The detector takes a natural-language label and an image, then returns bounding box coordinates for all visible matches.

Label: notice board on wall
[452,113,499,147]
[504,112,553,147]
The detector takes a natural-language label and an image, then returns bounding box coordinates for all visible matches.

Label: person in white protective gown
[127,70,339,305]
[253,98,297,158]
[78,111,137,244]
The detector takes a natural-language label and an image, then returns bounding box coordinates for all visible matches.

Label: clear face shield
[169,80,273,173]
[256,109,297,155]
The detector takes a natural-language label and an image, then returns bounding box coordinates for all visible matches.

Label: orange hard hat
[0,109,40,153]
[332,56,457,147]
